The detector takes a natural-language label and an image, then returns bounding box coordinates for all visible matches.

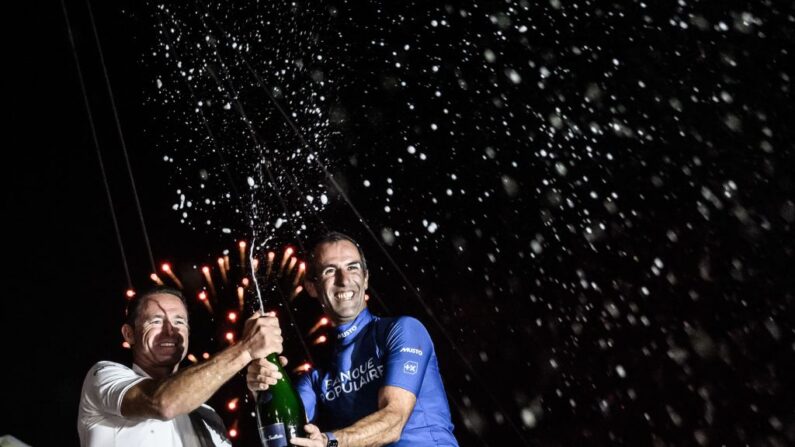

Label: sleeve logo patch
[399,347,424,356]
[403,361,419,375]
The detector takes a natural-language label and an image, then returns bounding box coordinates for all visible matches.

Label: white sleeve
[82,361,147,417]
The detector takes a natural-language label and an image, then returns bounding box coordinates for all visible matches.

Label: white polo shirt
[77,361,231,447]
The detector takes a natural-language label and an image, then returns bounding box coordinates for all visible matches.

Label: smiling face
[306,240,369,325]
[121,292,189,378]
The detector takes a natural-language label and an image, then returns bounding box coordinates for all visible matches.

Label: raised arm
[122,312,282,420]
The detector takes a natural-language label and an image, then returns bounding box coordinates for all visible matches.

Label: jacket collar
[334,308,373,347]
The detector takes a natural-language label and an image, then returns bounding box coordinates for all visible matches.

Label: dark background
[3,1,794,446]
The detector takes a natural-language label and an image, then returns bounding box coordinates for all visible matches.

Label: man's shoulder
[86,360,131,378]
[91,360,127,372]
[371,315,432,346]
[380,315,427,332]
[81,360,142,393]
[79,362,130,425]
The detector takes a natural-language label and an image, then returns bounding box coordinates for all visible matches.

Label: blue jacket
[296,308,458,446]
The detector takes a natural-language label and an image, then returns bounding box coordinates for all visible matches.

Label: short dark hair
[125,286,188,326]
[307,232,368,279]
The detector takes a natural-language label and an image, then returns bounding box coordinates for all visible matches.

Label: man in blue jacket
[248,232,458,447]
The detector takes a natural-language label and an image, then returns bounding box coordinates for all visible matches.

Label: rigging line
[234,42,531,447]
[60,0,133,289]
[151,10,245,216]
[85,0,156,273]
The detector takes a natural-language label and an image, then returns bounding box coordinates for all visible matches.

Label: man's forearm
[125,344,252,419]
[333,407,405,447]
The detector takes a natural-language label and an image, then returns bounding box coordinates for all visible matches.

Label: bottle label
[260,422,288,447]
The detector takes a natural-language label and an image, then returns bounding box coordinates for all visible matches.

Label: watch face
[327,441,338,447]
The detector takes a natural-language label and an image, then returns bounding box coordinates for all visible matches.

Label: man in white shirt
[78,286,285,446]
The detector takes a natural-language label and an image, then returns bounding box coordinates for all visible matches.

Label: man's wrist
[324,432,338,447]
[232,342,252,367]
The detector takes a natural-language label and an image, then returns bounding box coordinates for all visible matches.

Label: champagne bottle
[255,353,308,447]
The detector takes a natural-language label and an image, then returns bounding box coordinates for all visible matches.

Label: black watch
[324,432,338,447]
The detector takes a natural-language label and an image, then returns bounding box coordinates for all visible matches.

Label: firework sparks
[160,262,184,289]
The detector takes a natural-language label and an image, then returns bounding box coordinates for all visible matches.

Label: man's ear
[364,270,369,290]
[121,324,135,346]
[303,277,318,298]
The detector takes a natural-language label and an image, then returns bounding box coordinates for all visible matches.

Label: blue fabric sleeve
[383,317,434,396]
[295,371,318,422]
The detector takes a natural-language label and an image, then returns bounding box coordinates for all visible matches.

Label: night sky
[3,1,794,446]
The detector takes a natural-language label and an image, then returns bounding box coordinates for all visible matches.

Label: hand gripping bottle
[255,353,308,447]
